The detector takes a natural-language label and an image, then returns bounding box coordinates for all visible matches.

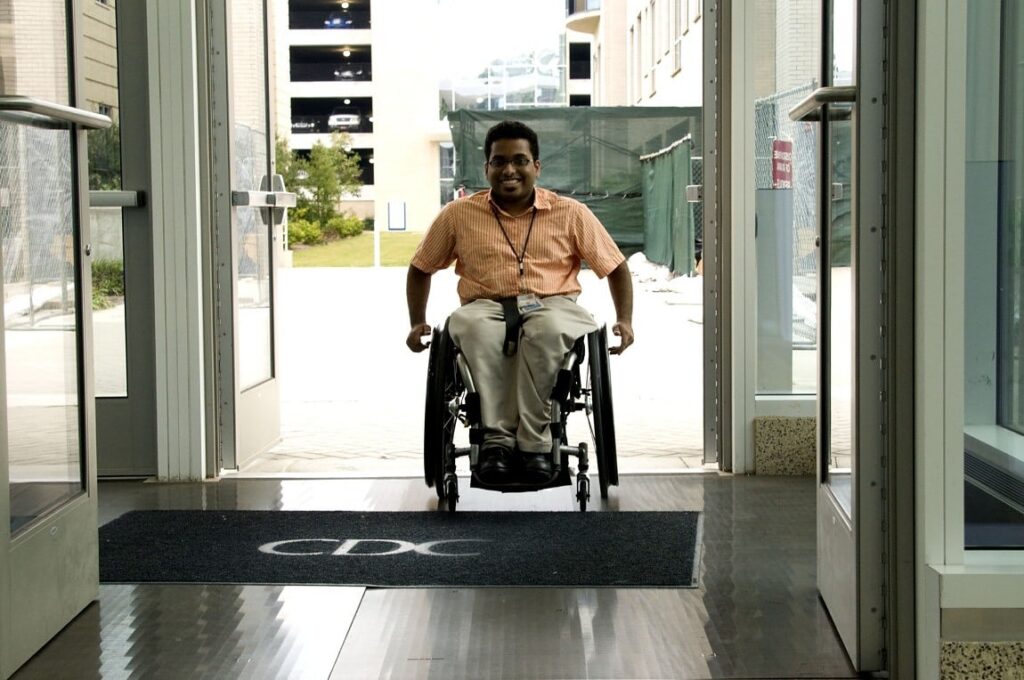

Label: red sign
[771,139,793,189]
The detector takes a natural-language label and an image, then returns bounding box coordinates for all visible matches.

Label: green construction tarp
[448,107,701,255]
[642,140,696,275]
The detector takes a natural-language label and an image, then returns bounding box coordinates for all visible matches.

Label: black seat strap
[498,297,522,357]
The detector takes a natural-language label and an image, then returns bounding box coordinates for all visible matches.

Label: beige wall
[82,0,119,120]
[368,0,445,231]
[2,1,69,103]
[271,0,290,144]
[623,0,703,107]
[594,0,628,105]
[775,0,820,92]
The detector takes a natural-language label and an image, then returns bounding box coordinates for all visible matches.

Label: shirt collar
[485,187,553,215]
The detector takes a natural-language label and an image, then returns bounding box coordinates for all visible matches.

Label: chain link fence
[754,81,819,346]
[1,121,76,328]
[754,81,818,279]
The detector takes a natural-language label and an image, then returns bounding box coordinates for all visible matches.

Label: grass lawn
[291,231,423,268]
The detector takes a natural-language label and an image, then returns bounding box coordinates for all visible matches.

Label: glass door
[211,0,294,470]
[0,1,108,675]
[790,0,885,670]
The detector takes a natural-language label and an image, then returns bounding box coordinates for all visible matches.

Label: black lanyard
[490,204,538,279]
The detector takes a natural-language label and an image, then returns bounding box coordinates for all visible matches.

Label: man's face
[485,138,541,209]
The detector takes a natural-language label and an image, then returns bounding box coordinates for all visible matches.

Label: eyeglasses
[487,156,534,169]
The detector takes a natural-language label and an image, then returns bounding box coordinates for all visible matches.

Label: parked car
[327,107,361,130]
[323,11,353,28]
[290,117,318,133]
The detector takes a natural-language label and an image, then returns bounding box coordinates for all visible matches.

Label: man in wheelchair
[405,120,633,485]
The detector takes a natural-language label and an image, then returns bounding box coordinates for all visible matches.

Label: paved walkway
[239,257,710,476]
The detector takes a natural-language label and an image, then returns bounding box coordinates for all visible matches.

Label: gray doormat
[99,510,701,587]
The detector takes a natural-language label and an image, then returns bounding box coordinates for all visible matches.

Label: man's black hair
[484,121,540,161]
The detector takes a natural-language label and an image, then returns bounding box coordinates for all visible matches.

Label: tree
[275,132,362,228]
[88,124,122,190]
[275,136,302,197]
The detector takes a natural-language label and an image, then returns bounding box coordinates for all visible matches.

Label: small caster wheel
[444,477,459,513]
[576,475,590,511]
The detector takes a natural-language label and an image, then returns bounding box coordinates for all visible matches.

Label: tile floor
[14,474,856,679]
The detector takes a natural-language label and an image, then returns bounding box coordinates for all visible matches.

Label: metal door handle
[232,174,297,208]
[89,191,146,208]
[0,95,112,129]
[788,86,857,122]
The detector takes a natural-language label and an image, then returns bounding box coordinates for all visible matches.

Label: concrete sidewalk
[240,258,708,476]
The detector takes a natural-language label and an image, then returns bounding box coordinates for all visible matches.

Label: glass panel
[964,0,1024,550]
[84,0,127,398]
[0,0,70,103]
[90,206,126,397]
[827,108,853,514]
[2,121,84,534]
[831,0,855,87]
[752,0,822,395]
[229,0,273,389]
[820,0,856,515]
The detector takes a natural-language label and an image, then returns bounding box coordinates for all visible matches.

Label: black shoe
[521,452,553,483]
[477,447,511,483]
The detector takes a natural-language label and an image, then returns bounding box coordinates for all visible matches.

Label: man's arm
[406,265,433,352]
[606,260,634,355]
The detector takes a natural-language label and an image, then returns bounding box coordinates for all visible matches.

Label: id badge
[517,293,543,314]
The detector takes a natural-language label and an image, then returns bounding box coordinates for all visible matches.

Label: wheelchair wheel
[444,476,459,513]
[424,324,458,497]
[587,327,618,499]
[576,475,590,511]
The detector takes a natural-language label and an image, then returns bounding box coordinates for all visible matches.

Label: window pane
[0,0,70,103]
[230,0,273,389]
[964,0,1024,550]
[2,121,84,534]
[752,0,822,396]
[84,0,127,398]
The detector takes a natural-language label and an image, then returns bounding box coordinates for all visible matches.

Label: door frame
[702,0,725,468]
[93,0,159,478]
[882,0,917,675]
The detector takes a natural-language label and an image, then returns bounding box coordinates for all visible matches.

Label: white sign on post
[387,201,407,231]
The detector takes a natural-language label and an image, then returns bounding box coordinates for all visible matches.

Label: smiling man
[405,120,633,485]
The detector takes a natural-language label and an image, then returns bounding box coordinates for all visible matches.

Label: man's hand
[606,261,633,355]
[406,323,432,352]
[610,321,634,355]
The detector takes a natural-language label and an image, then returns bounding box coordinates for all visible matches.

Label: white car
[328,107,360,130]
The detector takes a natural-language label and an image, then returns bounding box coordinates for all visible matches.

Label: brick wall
[775,0,820,91]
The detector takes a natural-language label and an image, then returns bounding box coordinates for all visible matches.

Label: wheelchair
[423,318,619,512]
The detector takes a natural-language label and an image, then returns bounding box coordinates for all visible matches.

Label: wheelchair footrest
[469,464,572,493]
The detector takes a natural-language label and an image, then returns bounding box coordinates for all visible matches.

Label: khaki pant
[448,296,598,453]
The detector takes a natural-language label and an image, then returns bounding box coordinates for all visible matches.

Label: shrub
[325,213,364,239]
[91,259,125,309]
[288,218,323,246]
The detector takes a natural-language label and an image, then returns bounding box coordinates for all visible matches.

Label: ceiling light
[343,98,351,104]
[341,1,350,8]
[342,49,351,57]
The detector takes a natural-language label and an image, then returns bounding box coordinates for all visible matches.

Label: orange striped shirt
[411,187,625,304]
